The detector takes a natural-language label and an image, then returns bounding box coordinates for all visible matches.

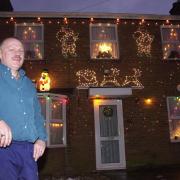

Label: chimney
[0,0,13,11]
[169,0,180,15]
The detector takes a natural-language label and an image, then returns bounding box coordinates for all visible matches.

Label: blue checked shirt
[0,63,47,143]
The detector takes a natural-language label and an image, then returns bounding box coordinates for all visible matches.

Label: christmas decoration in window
[90,24,119,59]
[15,23,44,60]
[161,25,180,60]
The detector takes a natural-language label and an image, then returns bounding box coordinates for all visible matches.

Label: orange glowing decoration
[97,43,113,58]
[39,69,51,91]
[23,26,36,40]
[93,99,103,106]
[99,43,112,53]
[50,123,63,128]
[144,98,153,106]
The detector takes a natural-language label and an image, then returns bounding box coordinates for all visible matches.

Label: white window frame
[90,23,119,60]
[15,23,44,60]
[167,96,180,142]
[160,25,180,61]
[38,93,67,148]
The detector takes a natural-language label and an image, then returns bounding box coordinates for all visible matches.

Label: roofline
[0,11,180,20]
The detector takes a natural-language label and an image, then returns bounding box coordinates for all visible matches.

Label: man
[0,37,47,180]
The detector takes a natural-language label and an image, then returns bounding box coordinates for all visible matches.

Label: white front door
[93,99,126,170]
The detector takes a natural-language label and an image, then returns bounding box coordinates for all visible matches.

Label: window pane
[49,122,64,145]
[91,42,118,59]
[99,105,118,137]
[169,119,180,141]
[16,25,43,41]
[168,97,180,118]
[15,24,44,60]
[92,26,116,41]
[167,97,180,142]
[162,43,180,59]
[51,99,63,120]
[38,97,46,119]
[162,28,180,42]
[24,42,43,60]
[161,26,180,60]
[101,140,120,163]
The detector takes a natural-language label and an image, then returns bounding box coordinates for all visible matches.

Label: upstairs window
[161,25,180,60]
[15,23,44,60]
[167,97,180,142]
[90,24,119,59]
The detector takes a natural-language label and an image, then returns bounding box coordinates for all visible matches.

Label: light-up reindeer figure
[122,68,144,88]
[76,69,98,87]
[100,68,120,87]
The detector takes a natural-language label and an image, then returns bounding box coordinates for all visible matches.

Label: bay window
[167,96,180,142]
[38,93,67,147]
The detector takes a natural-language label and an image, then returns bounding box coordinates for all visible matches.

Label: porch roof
[89,87,132,99]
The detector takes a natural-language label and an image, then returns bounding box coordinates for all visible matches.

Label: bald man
[0,37,47,180]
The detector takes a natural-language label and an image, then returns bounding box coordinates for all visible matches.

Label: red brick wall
[0,17,180,175]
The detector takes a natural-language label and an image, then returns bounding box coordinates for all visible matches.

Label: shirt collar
[0,63,25,77]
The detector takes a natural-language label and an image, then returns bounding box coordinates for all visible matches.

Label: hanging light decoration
[56,27,79,58]
[133,27,154,57]
[76,69,98,87]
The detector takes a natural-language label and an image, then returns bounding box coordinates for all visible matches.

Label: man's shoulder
[24,76,36,90]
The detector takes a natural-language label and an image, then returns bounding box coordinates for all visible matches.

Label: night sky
[11,0,175,15]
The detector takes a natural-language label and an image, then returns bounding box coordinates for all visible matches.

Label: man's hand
[33,139,46,161]
[0,120,12,147]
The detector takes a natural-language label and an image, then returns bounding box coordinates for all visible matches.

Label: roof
[0,11,180,20]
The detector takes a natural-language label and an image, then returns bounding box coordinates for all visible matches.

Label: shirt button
[23,112,26,115]
[20,99,23,103]
[24,125,27,129]
[17,88,20,91]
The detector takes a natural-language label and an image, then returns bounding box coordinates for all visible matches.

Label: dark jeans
[0,141,38,180]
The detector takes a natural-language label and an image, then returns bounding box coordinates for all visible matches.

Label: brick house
[0,12,180,176]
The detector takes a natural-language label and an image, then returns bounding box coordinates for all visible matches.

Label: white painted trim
[89,87,132,98]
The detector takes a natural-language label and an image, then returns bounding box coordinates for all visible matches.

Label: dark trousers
[0,141,38,180]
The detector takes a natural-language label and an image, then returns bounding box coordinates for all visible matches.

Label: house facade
[0,12,180,176]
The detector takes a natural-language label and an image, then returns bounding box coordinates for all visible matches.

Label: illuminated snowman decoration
[39,69,51,91]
